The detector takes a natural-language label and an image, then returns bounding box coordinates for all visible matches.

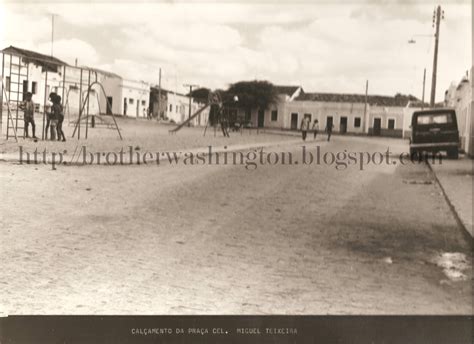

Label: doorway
[340,116,347,134]
[373,118,381,136]
[326,116,334,130]
[291,113,298,130]
[257,108,265,128]
[107,97,113,115]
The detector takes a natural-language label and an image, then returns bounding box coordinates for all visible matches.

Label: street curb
[426,160,474,245]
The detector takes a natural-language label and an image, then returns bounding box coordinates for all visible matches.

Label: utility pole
[430,5,444,107]
[422,68,426,110]
[51,14,55,57]
[183,83,198,126]
[157,68,161,120]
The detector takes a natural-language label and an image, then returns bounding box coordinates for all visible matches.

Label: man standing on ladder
[23,92,37,140]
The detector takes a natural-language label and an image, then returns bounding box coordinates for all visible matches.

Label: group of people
[300,117,334,142]
[22,92,66,141]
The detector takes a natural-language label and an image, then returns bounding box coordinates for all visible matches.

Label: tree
[226,80,278,111]
[188,87,211,103]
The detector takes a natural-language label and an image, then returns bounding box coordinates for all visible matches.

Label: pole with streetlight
[430,5,444,107]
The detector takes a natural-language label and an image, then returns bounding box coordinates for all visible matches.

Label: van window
[416,113,453,125]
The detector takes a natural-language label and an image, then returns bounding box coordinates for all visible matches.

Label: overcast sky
[0,0,471,100]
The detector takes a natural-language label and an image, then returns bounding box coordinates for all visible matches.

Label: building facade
[248,87,414,138]
[121,79,150,118]
[445,70,473,156]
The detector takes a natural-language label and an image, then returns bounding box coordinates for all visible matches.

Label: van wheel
[447,148,459,159]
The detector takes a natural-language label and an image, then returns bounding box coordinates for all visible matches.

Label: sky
[0,0,471,101]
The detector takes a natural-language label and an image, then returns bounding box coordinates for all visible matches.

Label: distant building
[154,88,208,126]
[120,79,150,118]
[242,84,418,137]
[1,46,66,111]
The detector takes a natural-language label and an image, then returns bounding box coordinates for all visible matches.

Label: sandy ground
[0,116,296,157]
[0,133,472,315]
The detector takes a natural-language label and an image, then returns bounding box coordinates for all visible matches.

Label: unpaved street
[0,135,472,314]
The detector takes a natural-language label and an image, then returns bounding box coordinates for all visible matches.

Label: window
[32,81,37,94]
[141,100,146,106]
[304,113,312,121]
[388,119,395,130]
[170,104,173,112]
[271,110,278,121]
[129,98,134,105]
[354,117,361,128]
[5,76,10,92]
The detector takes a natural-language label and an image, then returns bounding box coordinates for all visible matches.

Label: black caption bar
[0,316,472,344]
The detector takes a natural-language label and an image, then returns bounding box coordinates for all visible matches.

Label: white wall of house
[121,79,150,118]
[470,66,474,157]
[445,73,472,155]
[100,75,122,115]
[367,106,405,137]
[285,101,368,134]
[1,54,61,112]
[62,66,103,120]
[165,92,188,123]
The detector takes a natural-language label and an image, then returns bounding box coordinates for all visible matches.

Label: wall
[367,106,404,137]
[62,66,103,121]
[121,79,150,118]
[470,66,474,157]
[445,74,472,155]
[256,99,368,134]
[100,75,122,115]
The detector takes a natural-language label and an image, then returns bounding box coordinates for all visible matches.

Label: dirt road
[0,135,471,314]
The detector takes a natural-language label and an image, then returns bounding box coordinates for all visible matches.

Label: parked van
[409,109,460,159]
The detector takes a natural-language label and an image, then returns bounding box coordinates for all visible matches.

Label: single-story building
[246,85,418,138]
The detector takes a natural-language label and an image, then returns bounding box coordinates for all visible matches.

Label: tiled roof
[274,85,301,97]
[296,92,419,107]
[2,45,68,72]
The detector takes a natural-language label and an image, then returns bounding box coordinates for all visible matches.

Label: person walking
[300,116,311,141]
[325,120,334,142]
[312,119,319,140]
[23,92,37,139]
[54,95,66,142]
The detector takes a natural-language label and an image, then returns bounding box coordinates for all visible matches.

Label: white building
[163,89,208,126]
[445,70,473,156]
[121,79,150,118]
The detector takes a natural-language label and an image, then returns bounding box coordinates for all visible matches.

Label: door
[373,118,381,136]
[340,116,347,134]
[257,108,265,128]
[123,98,127,115]
[326,116,333,131]
[291,113,298,130]
[107,97,113,115]
[136,101,139,117]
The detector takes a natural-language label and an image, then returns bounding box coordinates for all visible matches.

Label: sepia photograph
[0,0,472,342]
